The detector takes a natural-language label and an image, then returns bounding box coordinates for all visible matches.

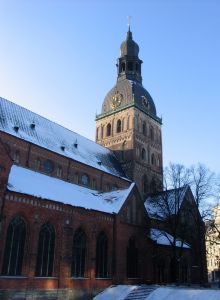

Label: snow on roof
[0,97,127,179]
[7,165,134,214]
[145,187,189,220]
[149,228,190,248]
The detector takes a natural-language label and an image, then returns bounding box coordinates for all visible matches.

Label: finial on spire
[127,16,132,32]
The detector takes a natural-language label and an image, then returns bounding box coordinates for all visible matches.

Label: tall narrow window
[106,123,111,137]
[56,166,63,178]
[151,153,155,165]
[142,174,148,195]
[96,232,108,278]
[35,158,41,170]
[121,141,126,160]
[150,127,154,141]
[116,119,122,133]
[35,223,55,277]
[127,238,138,278]
[13,150,20,164]
[141,148,146,160]
[72,229,86,277]
[142,122,146,136]
[2,217,26,276]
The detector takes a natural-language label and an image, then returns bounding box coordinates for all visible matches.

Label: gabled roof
[7,165,134,214]
[0,97,127,179]
[149,228,190,248]
[145,186,190,220]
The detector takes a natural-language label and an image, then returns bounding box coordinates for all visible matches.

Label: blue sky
[0,0,219,174]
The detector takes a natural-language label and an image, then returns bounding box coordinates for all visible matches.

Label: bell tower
[96,28,163,199]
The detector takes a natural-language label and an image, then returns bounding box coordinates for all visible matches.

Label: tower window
[120,62,125,72]
[136,63,139,72]
[151,153,155,165]
[96,127,99,140]
[150,127,154,141]
[2,216,26,276]
[128,62,133,71]
[142,174,148,195]
[142,122,146,136]
[116,119,122,133]
[141,148,146,160]
[106,123,111,136]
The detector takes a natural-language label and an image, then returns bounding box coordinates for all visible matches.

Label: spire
[117,26,143,84]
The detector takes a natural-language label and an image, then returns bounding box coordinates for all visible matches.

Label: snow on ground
[94,286,220,300]
[93,285,138,300]
[147,287,220,300]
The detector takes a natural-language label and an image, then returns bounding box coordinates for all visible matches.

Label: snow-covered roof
[7,165,134,214]
[149,228,190,248]
[0,97,127,179]
[145,187,189,220]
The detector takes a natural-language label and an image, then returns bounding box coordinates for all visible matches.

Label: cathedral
[0,29,206,299]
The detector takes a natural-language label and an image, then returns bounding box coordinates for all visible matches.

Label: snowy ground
[147,287,220,300]
[94,285,220,300]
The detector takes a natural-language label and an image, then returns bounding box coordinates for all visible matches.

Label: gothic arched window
[96,232,108,278]
[71,229,86,277]
[141,148,146,160]
[142,122,146,136]
[142,174,148,195]
[35,223,55,277]
[106,123,111,137]
[121,62,125,72]
[128,61,133,71]
[2,216,26,276]
[116,119,122,133]
[150,126,154,141]
[127,238,138,278]
[151,153,155,165]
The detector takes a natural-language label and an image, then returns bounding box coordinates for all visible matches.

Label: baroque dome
[101,79,156,116]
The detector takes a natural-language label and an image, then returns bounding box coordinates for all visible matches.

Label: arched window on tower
[106,123,111,137]
[35,158,41,170]
[141,148,146,160]
[150,126,154,141]
[142,122,146,136]
[142,174,148,195]
[127,238,138,278]
[96,127,99,140]
[2,216,26,276]
[120,62,125,72]
[136,63,139,72]
[35,223,55,277]
[121,141,126,161]
[71,229,86,277]
[128,61,133,71]
[96,232,108,278]
[116,119,122,133]
[151,153,155,165]
[151,178,157,193]
[127,116,130,130]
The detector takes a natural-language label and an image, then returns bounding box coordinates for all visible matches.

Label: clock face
[142,96,149,109]
[111,91,123,110]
